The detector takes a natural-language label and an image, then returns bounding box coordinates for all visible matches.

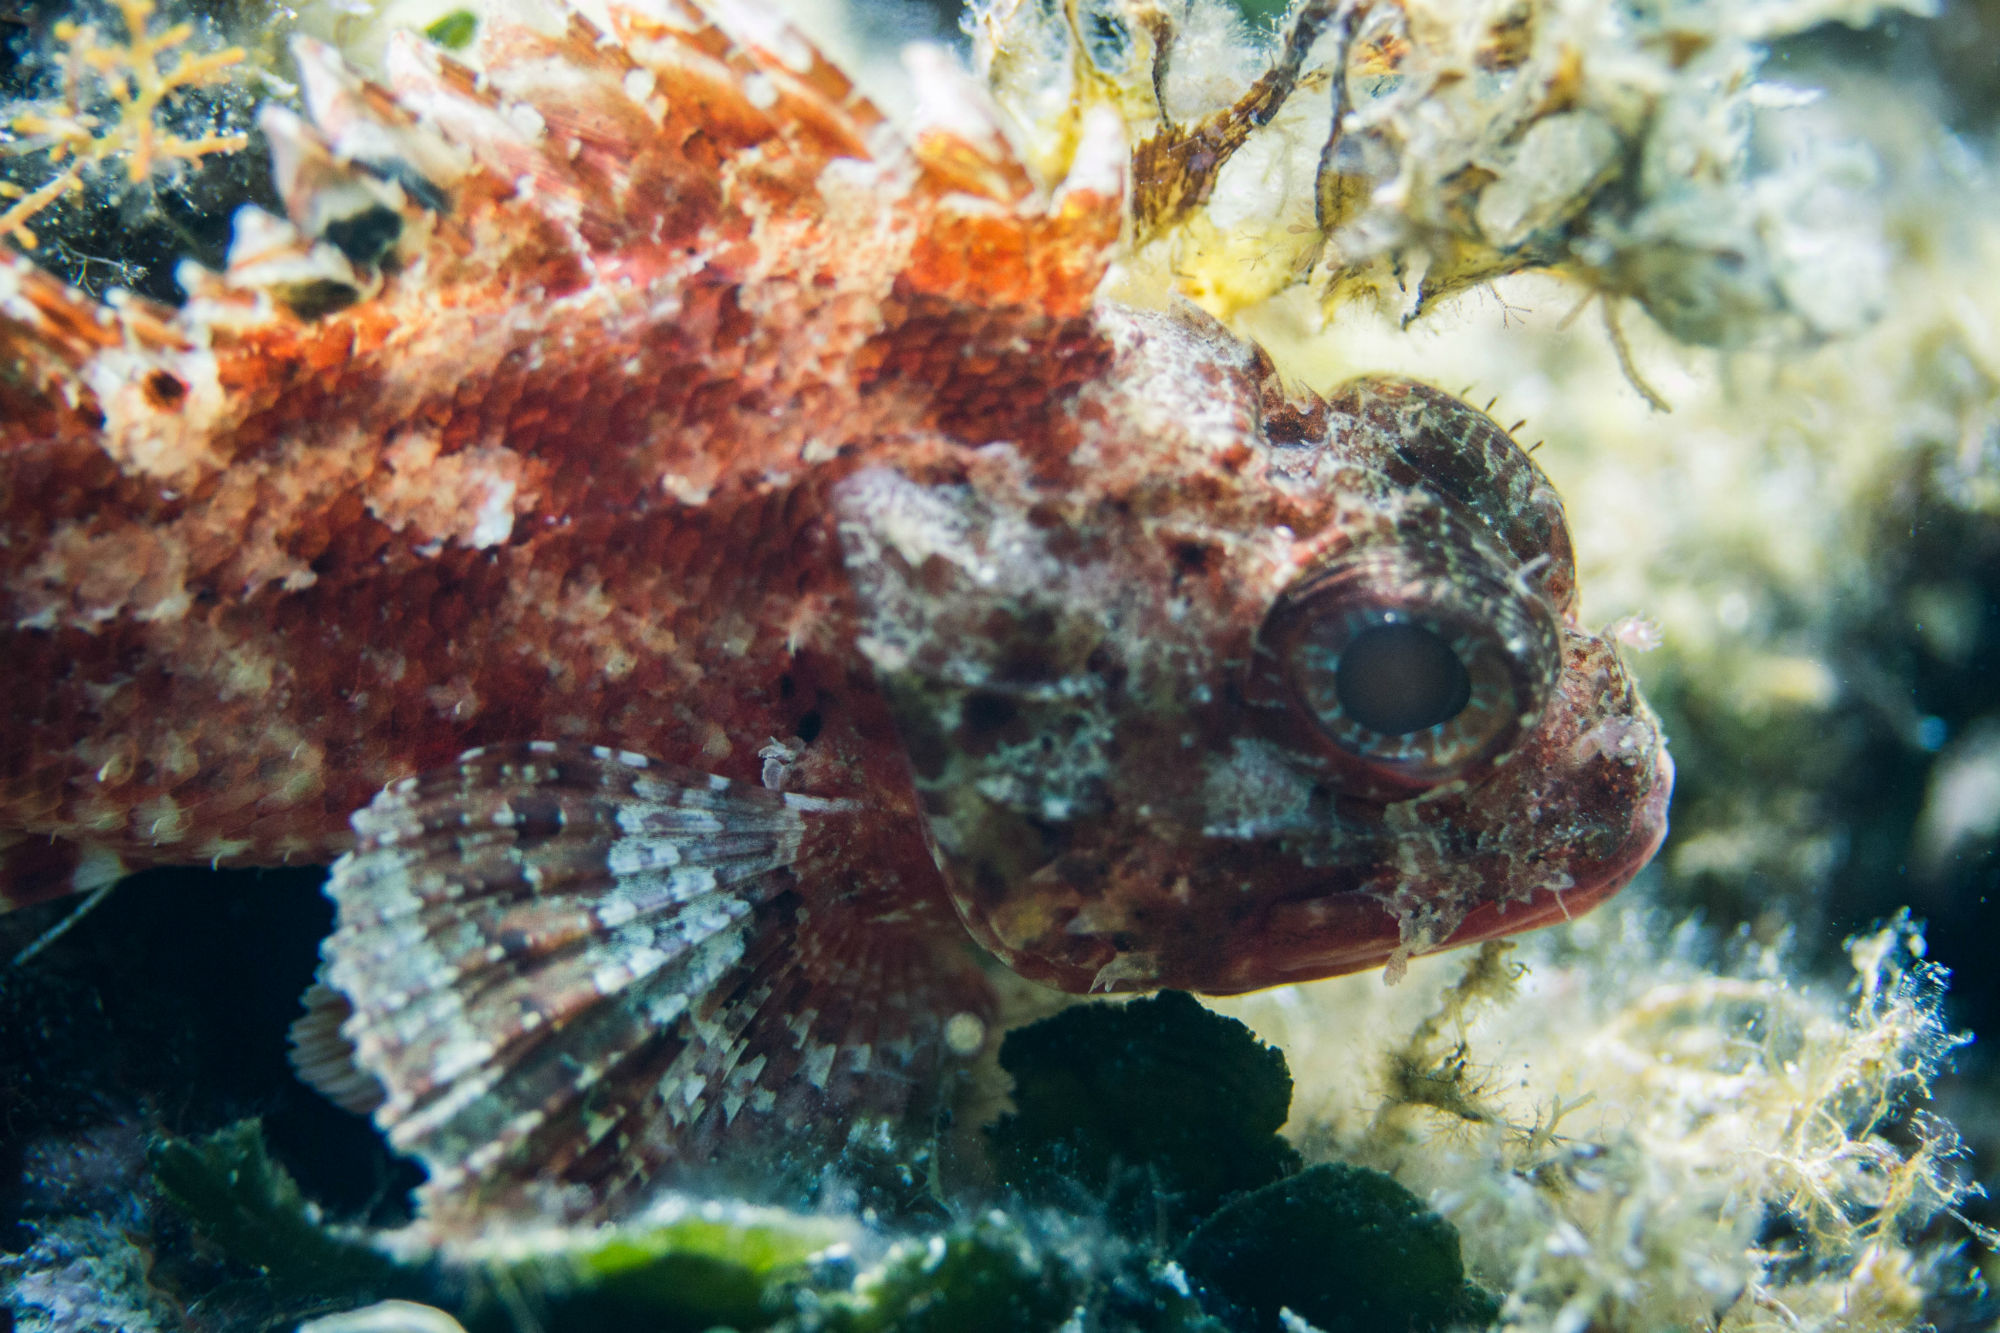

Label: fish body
[0,0,1669,1224]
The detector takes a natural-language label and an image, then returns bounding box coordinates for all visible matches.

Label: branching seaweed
[1370,940,1529,1142]
[1,0,247,251]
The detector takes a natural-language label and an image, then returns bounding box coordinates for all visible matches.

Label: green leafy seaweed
[1178,1163,1500,1333]
[813,1218,1082,1333]
[986,990,1302,1235]
[149,1120,405,1302]
[422,10,478,49]
[456,1203,849,1333]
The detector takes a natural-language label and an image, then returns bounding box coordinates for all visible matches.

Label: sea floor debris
[3,883,1991,1332]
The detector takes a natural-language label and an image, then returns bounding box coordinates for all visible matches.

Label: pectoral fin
[295,741,989,1225]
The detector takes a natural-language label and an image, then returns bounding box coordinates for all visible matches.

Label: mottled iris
[1260,537,1561,796]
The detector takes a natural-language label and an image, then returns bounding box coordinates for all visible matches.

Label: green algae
[987,990,1302,1237]
[452,1204,850,1333]
[149,1120,405,1305]
[421,10,478,49]
[814,1219,1085,1333]
[1179,1164,1500,1333]
[145,997,1505,1333]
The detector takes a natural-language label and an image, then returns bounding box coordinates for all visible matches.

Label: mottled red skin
[0,0,1667,1008]
[1,8,1103,907]
[835,319,1670,995]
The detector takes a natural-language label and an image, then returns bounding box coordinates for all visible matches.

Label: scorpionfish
[0,0,1670,1225]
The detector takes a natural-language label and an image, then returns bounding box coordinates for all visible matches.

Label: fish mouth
[1198,744,1677,996]
[965,740,1674,998]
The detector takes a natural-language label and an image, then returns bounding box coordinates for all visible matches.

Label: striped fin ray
[302,742,987,1223]
[605,0,891,163]
[525,853,997,1214]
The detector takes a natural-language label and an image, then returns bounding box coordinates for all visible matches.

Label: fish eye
[1329,621,1469,736]
[1289,607,1519,779]
[1247,539,1561,796]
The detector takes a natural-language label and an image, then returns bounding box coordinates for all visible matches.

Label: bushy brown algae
[1219,910,1991,1333]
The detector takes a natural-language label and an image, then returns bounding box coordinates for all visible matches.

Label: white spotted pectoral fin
[293,742,981,1225]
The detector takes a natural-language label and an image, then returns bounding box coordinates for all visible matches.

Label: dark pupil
[1334,623,1472,736]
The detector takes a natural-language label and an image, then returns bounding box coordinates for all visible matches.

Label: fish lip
[952,736,1672,996]
[1179,745,1678,997]
[969,745,1676,997]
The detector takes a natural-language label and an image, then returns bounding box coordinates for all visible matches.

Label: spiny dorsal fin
[291,34,470,202]
[373,0,890,261]
[606,0,890,162]
[308,742,990,1224]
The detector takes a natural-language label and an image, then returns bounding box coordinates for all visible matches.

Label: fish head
[836,304,1671,995]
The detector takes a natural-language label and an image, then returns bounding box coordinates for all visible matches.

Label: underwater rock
[1178,1162,1498,1333]
[300,1303,470,1333]
[1,1214,181,1333]
[0,865,410,1331]
[985,990,1302,1235]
